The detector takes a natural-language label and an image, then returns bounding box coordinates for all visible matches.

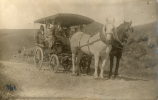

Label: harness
[78,32,111,54]
[99,32,111,45]
[79,34,100,54]
[78,34,100,54]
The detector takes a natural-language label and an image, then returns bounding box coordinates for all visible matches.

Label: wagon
[34,13,94,72]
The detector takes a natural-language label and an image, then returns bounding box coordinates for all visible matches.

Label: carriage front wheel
[49,54,59,72]
[34,47,43,69]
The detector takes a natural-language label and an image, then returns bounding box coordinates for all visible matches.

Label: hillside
[120,22,158,79]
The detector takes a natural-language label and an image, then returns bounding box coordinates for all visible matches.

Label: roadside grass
[0,63,18,100]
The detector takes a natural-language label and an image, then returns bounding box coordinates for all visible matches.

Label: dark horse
[109,21,133,79]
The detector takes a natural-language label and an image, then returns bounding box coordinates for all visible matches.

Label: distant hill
[134,22,157,35]
[132,22,157,43]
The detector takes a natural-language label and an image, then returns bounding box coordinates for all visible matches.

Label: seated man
[44,23,54,49]
[36,25,45,46]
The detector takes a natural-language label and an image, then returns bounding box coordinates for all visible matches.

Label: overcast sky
[0,0,157,29]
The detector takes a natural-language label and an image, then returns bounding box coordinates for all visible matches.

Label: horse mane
[115,22,129,41]
[117,22,127,34]
[111,22,130,47]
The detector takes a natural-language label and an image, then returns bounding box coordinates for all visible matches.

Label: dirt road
[1,61,158,100]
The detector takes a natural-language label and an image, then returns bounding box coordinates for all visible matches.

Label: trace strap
[78,33,100,53]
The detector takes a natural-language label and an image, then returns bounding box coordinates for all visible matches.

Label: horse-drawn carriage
[34,13,133,78]
[34,13,94,72]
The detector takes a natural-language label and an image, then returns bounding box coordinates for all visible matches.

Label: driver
[36,25,45,45]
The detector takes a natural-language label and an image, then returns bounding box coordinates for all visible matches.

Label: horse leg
[109,55,114,79]
[94,54,99,78]
[76,51,82,76]
[100,54,109,79]
[72,50,77,75]
[114,56,121,78]
[99,46,111,78]
[86,57,92,75]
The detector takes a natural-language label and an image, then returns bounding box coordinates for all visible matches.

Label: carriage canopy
[34,13,94,27]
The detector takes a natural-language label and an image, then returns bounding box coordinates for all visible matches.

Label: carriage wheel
[49,54,59,72]
[34,47,43,69]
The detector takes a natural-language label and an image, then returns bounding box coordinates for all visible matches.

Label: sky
[0,0,157,29]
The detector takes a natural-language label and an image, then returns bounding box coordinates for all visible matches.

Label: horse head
[114,21,133,45]
[101,18,115,43]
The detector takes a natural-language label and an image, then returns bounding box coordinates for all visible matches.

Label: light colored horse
[70,19,115,78]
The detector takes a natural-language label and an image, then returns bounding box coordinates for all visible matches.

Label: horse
[109,21,133,79]
[70,19,115,78]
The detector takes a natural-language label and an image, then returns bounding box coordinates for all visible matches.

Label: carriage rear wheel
[49,54,59,72]
[34,47,43,69]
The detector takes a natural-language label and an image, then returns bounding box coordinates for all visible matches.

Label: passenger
[80,24,85,32]
[36,25,45,45]
[55,22,62,36]
[69,27,75,37]
[51,22,58,38]
[64,27,70,38]
[53,22,63,41]
[44,23,53,48]
[45,23,52,37]
[76,26,80,32]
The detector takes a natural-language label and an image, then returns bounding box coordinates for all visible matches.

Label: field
[0,22,158,99]
[0,29,36,60]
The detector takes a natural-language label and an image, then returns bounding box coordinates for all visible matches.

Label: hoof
[76,72,80,76]
[71,72,76,76]
[94,75,98,79]
[111,75,117,80]
[104,77,110,80]
[100,76,104,79]
[99,74,104,79]
[108,76,111,79]
[113,75,118,79]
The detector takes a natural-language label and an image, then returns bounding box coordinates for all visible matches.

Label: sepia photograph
[0,0,158,100]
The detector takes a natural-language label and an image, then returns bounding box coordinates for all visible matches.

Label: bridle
[112,28,125,46]
[112,27,132,50]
